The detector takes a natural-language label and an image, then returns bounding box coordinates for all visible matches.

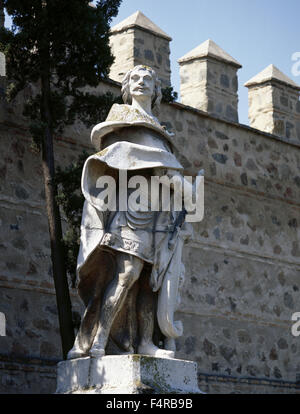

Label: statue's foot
[138,343,175,359]
[67,347,86,360]
[89,345,105,358]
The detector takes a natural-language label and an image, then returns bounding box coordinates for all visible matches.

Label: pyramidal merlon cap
[110,10,172,41]
[245,64,300,90]
[178,39,242,68]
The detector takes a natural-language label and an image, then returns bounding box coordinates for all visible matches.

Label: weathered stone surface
[245,65,300,89]
[178,39,241,67]
[178,39,241,122]
[0,360,57,394]
[56,355,201,394]
[109,11,171,88]
[245,65,300,140]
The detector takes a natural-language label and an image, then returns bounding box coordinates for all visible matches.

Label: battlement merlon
[245,64,300,140]
[108,11,172,88]
[178,39,242,123]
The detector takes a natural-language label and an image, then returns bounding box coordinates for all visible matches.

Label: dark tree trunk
[41,70,75,360]
[0,1,4,29]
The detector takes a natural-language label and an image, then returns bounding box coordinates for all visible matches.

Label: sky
[110,0,300,125]
[4,1,300,125]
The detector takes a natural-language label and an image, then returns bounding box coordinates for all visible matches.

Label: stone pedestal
[56,355,202,394]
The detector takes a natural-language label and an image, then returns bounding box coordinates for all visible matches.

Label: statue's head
[121,65,162,111]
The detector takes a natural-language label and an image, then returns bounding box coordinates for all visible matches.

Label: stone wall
[0,118,86,394]
[0,79,299,394]
[158,102,300,393]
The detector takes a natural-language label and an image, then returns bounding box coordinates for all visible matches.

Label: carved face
[129,67,155,100]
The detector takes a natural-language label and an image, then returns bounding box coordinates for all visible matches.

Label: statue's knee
[119,264,140,286]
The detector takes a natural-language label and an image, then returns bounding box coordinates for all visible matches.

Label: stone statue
[67,65,200,360]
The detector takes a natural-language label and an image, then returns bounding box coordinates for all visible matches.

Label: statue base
[56,354,202,394]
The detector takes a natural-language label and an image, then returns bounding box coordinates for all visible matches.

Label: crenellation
[245,65,300,141]
[178,39,242,123]
[109,29,135,81]
[109,11,171,87]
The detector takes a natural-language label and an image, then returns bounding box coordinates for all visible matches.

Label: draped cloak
[76,104,188,353]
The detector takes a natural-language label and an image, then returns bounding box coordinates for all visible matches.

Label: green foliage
[0,0,122,95]
[67,90,123,128]
[0,1,178,288]
[55,151,88,287]
[0,0,122,132]
[161,86,178,103]
[0,0,122,286]
[23,91,67,150]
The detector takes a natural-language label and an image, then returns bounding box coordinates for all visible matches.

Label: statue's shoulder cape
[91,104,175,151]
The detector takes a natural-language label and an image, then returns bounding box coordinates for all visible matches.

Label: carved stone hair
[121,65,162,111]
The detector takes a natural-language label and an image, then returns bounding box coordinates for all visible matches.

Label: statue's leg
[67,252,115,360]
[67,290,102,360]
[137,274,175,359]
[89,252,144,357]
